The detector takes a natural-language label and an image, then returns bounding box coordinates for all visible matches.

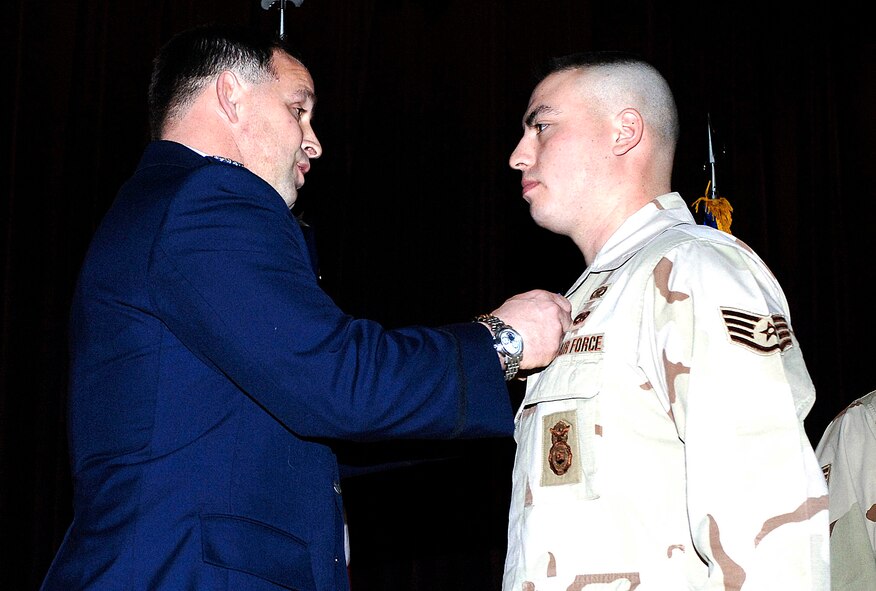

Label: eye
[534,122,549,134]
[290,106,306,120]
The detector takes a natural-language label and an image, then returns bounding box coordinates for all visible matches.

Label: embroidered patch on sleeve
[821,463,831,485]
[720,307,793,354]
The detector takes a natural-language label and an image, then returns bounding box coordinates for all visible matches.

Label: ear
[612,108,643,156]
[216,70,241,124]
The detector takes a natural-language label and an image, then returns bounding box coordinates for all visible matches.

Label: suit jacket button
[333,481,342,494]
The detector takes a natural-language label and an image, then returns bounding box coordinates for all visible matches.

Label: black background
[3,1,873,589]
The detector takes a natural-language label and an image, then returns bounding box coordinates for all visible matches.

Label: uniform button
[333,481,342,494]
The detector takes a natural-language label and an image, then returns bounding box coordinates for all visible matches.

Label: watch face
[498,328,523,356]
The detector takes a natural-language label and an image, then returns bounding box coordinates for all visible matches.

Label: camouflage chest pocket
[519,354,603,500]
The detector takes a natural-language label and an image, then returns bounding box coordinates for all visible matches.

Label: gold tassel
[691,181,733,234]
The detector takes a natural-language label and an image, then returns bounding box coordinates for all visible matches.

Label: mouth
[295,159,311,188]
[521,178,539,195]
[298,158,311,176]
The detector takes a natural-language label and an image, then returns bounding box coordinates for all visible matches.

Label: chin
[280,188,298,209]
[530,210,566,236]
[528,206,549,228]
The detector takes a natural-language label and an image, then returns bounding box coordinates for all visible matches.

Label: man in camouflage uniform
[502,51,829,590]
[817,391,876,590]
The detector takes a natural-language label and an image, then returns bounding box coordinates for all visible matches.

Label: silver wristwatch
[475,314,524,381]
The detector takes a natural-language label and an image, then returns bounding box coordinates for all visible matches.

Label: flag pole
[691,113,733,234]
[260,0,304,40]
[706,113,718,227]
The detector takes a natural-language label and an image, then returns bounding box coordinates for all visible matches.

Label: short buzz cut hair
[147,23,291,138]
[539,51,680,151]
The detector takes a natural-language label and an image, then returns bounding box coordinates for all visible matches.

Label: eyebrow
[289,87,316,107]
[524,104,558,127]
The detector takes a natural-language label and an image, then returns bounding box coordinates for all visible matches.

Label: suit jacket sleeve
[147,163,513,441]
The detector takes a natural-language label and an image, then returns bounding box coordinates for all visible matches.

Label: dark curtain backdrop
[3,1,873,589]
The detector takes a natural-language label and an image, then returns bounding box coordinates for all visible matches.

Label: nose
[509,136,530,171]
[302,125,322,160]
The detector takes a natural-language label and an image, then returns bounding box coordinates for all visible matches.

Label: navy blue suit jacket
[41,141,514,591]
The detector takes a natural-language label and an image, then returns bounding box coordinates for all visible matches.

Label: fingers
[491,289,571,371]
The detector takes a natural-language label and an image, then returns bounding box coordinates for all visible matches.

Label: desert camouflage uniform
[502,192,829,590]
[816,390,876,590]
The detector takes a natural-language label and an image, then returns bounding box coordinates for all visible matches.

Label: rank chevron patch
[720,307,793,354]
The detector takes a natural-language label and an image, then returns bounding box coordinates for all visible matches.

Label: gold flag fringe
[691,181,733,234]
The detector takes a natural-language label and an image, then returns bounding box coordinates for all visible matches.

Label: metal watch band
[502,350,521,382]
[474,313,521,381]
[475,313,505,335]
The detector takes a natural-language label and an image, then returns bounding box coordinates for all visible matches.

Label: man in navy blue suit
[40,23,571,591]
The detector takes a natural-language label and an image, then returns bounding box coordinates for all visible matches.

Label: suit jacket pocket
[201,513,316,590]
